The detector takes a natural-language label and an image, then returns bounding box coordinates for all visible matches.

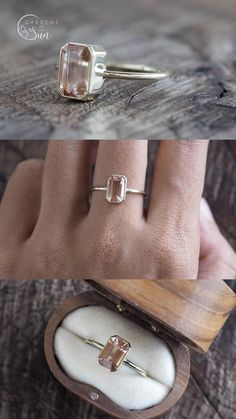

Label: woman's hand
[0,140,235,279]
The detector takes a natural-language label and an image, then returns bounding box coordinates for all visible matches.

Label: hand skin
[0,140,235,280]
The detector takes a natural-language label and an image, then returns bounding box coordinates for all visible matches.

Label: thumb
[198,198,236,279]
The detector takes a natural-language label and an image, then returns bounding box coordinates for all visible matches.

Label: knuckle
[90,226,120,264]
[13,159,44,178]
[30,230,68,277]
[152,233,198,278]
[4,159,44,203]
[84,220,129,274]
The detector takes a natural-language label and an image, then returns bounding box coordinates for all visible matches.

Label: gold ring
[57,42,169,101]
[84,335,147,377]
[91,174,146,204]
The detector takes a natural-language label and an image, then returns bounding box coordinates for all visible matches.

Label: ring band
[102,63,168,81]
[84,335,147,377]
[91,174,146,204]
[57,42,169,101]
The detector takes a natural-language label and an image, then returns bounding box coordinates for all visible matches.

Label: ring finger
[89,140,148,223]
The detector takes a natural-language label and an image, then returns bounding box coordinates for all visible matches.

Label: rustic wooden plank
[0,280,235,419]
[0,0,236,139]
[0,140,235,251]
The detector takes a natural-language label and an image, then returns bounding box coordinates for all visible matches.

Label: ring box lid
[89,280,236,352]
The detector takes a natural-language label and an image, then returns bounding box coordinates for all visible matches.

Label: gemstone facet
[98,335,130,372]
[58,43,91,100]
[106,175,127,204]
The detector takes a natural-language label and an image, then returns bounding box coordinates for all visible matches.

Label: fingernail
[200,198,215,222]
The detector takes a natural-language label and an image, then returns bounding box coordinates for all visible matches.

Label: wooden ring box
[44,280,236,418]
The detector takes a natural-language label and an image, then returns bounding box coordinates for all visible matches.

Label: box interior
[54,305,176,410]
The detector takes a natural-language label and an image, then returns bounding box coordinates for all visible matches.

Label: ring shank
[91,187,146,195]
[104,63,169,80]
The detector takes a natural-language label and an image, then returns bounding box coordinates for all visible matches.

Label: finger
[198,198,236,279]
[38,140,91,226]
[148,140,209,228]
[90,140,148,221]
[91,140,99,166]
[0,159,43,244]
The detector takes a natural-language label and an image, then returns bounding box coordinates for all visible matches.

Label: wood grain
[0,280,235,419]
[91,280,236,352]
[1,0,236,139]
[44,290,190,418]
[0,139,235,252]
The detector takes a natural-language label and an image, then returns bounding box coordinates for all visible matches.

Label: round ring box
[44,280,236,419]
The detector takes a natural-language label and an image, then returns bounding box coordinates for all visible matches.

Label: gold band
[103,63,169,81]
[90,187,146,195]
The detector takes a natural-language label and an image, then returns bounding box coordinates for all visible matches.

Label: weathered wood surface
[0,280,235,419]
[0,0,236,139]
[0,140,235,251]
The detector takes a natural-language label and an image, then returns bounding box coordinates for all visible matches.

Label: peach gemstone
[98,335,130,372]
[106,175,127,203]
[58,43,91,99]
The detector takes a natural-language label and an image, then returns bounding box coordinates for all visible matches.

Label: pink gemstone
[98,335,130,372]
[58,43,91,99]
[106,175,127,203]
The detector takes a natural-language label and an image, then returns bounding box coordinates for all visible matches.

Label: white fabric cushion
[54,305,176,410]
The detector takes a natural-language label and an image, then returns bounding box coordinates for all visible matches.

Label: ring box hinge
[116,301,126,313]
[88,281,167,340]
[150,324,159,333]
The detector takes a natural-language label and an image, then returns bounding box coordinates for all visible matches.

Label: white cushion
[54,305,176,410]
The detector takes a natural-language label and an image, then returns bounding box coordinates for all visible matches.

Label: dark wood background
[1,0,236,139]
[0,140,235,252]
[0,280,235,419]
